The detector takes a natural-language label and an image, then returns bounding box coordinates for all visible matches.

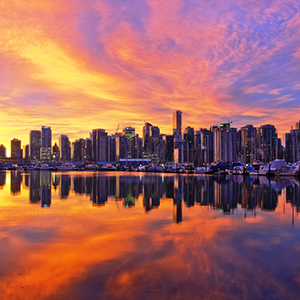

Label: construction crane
[116,123,120,134]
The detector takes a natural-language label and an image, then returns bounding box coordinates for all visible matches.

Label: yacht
[259,159,288,176]
[40,164,53,171]
[57,162,75,171]
[85,164,97,171]
[101,164,117,171]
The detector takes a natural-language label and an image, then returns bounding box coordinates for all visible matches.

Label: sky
[1,0,300,154]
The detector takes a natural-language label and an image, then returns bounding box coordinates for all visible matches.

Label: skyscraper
[123,127,135,159]
[41,126,52,163]
[241,125,258,164]
[173,110,182,136]
[52,143,59,162]
[11,138,21,158]
[59,135,71,162]
[92,129,108,162]
[0,144,6,158]
[23,144,29,162]
[30,130,41,162]
[259,124,277,163]
[143,122,152,155]
[173,110,183,164]
[116,135,127,161]
[213,123,237,163]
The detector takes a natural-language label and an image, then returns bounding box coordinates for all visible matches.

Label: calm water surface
[1,171,300,300]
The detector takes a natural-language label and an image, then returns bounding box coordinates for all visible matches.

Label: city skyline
[1,1,300,154]
[1,115,298,157]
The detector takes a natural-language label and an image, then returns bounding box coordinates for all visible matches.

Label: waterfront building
[158,135,167,163]
[116,135,127,161]
[72,139,86,162]
[92,129,108,162]
[0,144,6,158]
[123,127,135,159]
[240,125,258,164]
[107,135,116,162]
[162,135,173,163]
[23,144,29,162]
[41,126,52,163]
[52,143,59,162]
[200,128,214,165]
[173,110,182,136]
[143,122,152,155]
[85,138,93,162]
[173,110,183,164]
[59,135,71,162]
[183,126,194,163]
[130,134,143,159]
[285,129,300,163]
[11,138,21,159]
[212,123,237,163]
[30,130,41,162]
[258,125,277,163]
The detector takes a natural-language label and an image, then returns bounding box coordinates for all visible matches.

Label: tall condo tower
[173,110,182,137]
[41,126,52,163]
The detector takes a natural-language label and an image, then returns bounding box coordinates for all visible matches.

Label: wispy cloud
[1,0,300,150]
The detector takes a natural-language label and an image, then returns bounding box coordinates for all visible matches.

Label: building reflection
[40,171,51,208]
[173,176,183,223]
[60,175,71,199]
[30,171,41,204]
[11,171,22,195]
[4,171,300,222]
[0,171,6,189]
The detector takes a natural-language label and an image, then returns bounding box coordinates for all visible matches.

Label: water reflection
[1,171,300,300]
[5,171,300,222]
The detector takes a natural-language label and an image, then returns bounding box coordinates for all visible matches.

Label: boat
[101,164,117,171]
[57,162,75,171]
[40,164,53,171]
[148,165,163,172]
[275,165,295,176]
[85,164,97,171]
[138,165,147,172]
[258,159,288,176]
[195,167,207,174]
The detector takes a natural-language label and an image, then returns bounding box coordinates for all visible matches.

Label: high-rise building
[92,129,108,162]
[162,135,173,163]
[85,138,93,162]
[11,138,21,158]
[0,144,6,158]
[59,135,71,162]
[72,139,85,162]
[259,125,277,163]
[30,130,41,162]
[23,144,29,162]
[41,126,52,163]
[198,128,213,165]
[241,125,258,164]
[123,127,135,159]
[116,135,127,161]
[183,126,194,163]
[107,135,116,162]
[173,110,182,136]
[285,129,300,163]
[52,143,59,162]
[143,122,152,155]
[173,110,183,164]
[130,134,143,159]
[213,123,237,163]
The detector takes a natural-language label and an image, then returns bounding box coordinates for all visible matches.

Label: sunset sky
[1,0,300,153]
